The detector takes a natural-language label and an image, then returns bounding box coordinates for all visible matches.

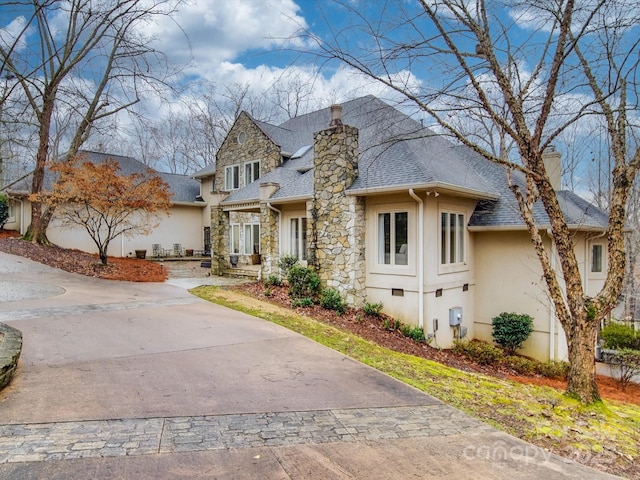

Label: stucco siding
[473,230,558,361]
[46,204,206,258]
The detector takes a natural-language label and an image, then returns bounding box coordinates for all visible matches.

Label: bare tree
[306,0,640,403]
[0,0,181,243]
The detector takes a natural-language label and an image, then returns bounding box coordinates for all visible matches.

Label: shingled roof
[224,95,608,230]
[3,151,203,205]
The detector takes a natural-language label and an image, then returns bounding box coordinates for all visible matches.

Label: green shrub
[0,194,8,230]
[320,288,346,314]
[400,324,425,342]
[608,349,640,390]
[287,265,321,299]
[383,318,401,331]
[536,360,569,379]
[278,254,299,278]
[264,287,272,297]
[264,274,282,287]
[504,355,536,375]
[363,302,383,317]
[291,297,314,308]
[601,323,640,350]
[491,312,534,354]
[453,340,505,365]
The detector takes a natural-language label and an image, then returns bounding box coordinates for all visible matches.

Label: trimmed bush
[453,340,505,365]
[608,349,640,390]
[601,323,640,350]
[278,254,299,278]
[491,312,534,354]
[383,318,401,331]
[536,360,569,380]
[504,355,537,375]
[320,288,346,314]
[363,302,383,317]
[287,265,321,299]
[264,274,282,287]
[400,324,425,343]
[291,297,314,308]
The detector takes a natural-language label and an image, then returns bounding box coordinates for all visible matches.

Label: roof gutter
[408,189,425,330]
[347,182,498,200]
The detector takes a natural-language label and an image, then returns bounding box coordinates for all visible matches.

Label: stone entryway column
[259,182,280,276]
[209,192,230,276]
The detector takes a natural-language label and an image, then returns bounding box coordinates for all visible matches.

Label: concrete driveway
[0,251,619,479]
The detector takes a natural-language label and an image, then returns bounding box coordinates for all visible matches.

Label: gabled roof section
[193,163,216,179]
[3,151,203,205]
[466,148,608,230]
[220,95,607,231]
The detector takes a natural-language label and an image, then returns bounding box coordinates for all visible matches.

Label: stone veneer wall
[210,111,283,275]
[214,112,282,192]
[260,205,279,276]
[310,123,366,306]
[209,202,229,276]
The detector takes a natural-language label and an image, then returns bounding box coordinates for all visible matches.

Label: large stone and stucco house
[196,95,609,362]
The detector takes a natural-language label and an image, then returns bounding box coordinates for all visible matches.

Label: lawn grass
[191,286,640,476]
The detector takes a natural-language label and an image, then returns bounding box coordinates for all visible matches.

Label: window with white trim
[230,224,240,254]
[290,217,308,260]
[244,160,260,185]
[7,201,15,221]
[591,244,603,273]
[244,223,260,255]
[440,211,465,265]
[225,165,240,190]
[377,211,408,266]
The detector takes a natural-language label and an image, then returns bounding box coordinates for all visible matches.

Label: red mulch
[0,230,166,282]
[239,281,640,406]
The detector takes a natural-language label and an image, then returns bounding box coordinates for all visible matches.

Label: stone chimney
[542,146,562,190]
[329,104,343,127]
[309,105,366,306]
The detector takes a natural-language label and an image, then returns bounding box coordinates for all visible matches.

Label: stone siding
[215,112,282,192]
[310,123,366,306]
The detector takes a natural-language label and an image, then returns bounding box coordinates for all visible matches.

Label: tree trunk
[30,86,57,244]
[565,316,600,403]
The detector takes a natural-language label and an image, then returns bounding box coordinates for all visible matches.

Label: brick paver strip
[0,405,494,463]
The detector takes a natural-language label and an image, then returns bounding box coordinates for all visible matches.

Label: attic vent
[237,131,246,145]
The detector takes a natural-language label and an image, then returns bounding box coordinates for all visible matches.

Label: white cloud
[149,0,309,79]
[0,16,30,53]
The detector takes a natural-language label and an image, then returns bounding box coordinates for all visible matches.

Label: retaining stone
[0,322,22,390]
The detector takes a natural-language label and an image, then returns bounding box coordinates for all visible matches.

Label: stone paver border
[0,405,494,464]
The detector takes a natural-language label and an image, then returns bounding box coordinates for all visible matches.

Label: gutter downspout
[266,202,282,257]
[409,189,425,330]
[549,231,556,361]
[19,199,25,235]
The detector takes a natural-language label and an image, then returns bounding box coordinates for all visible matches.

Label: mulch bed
[0,231,166,282]
[236,281,640,406]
